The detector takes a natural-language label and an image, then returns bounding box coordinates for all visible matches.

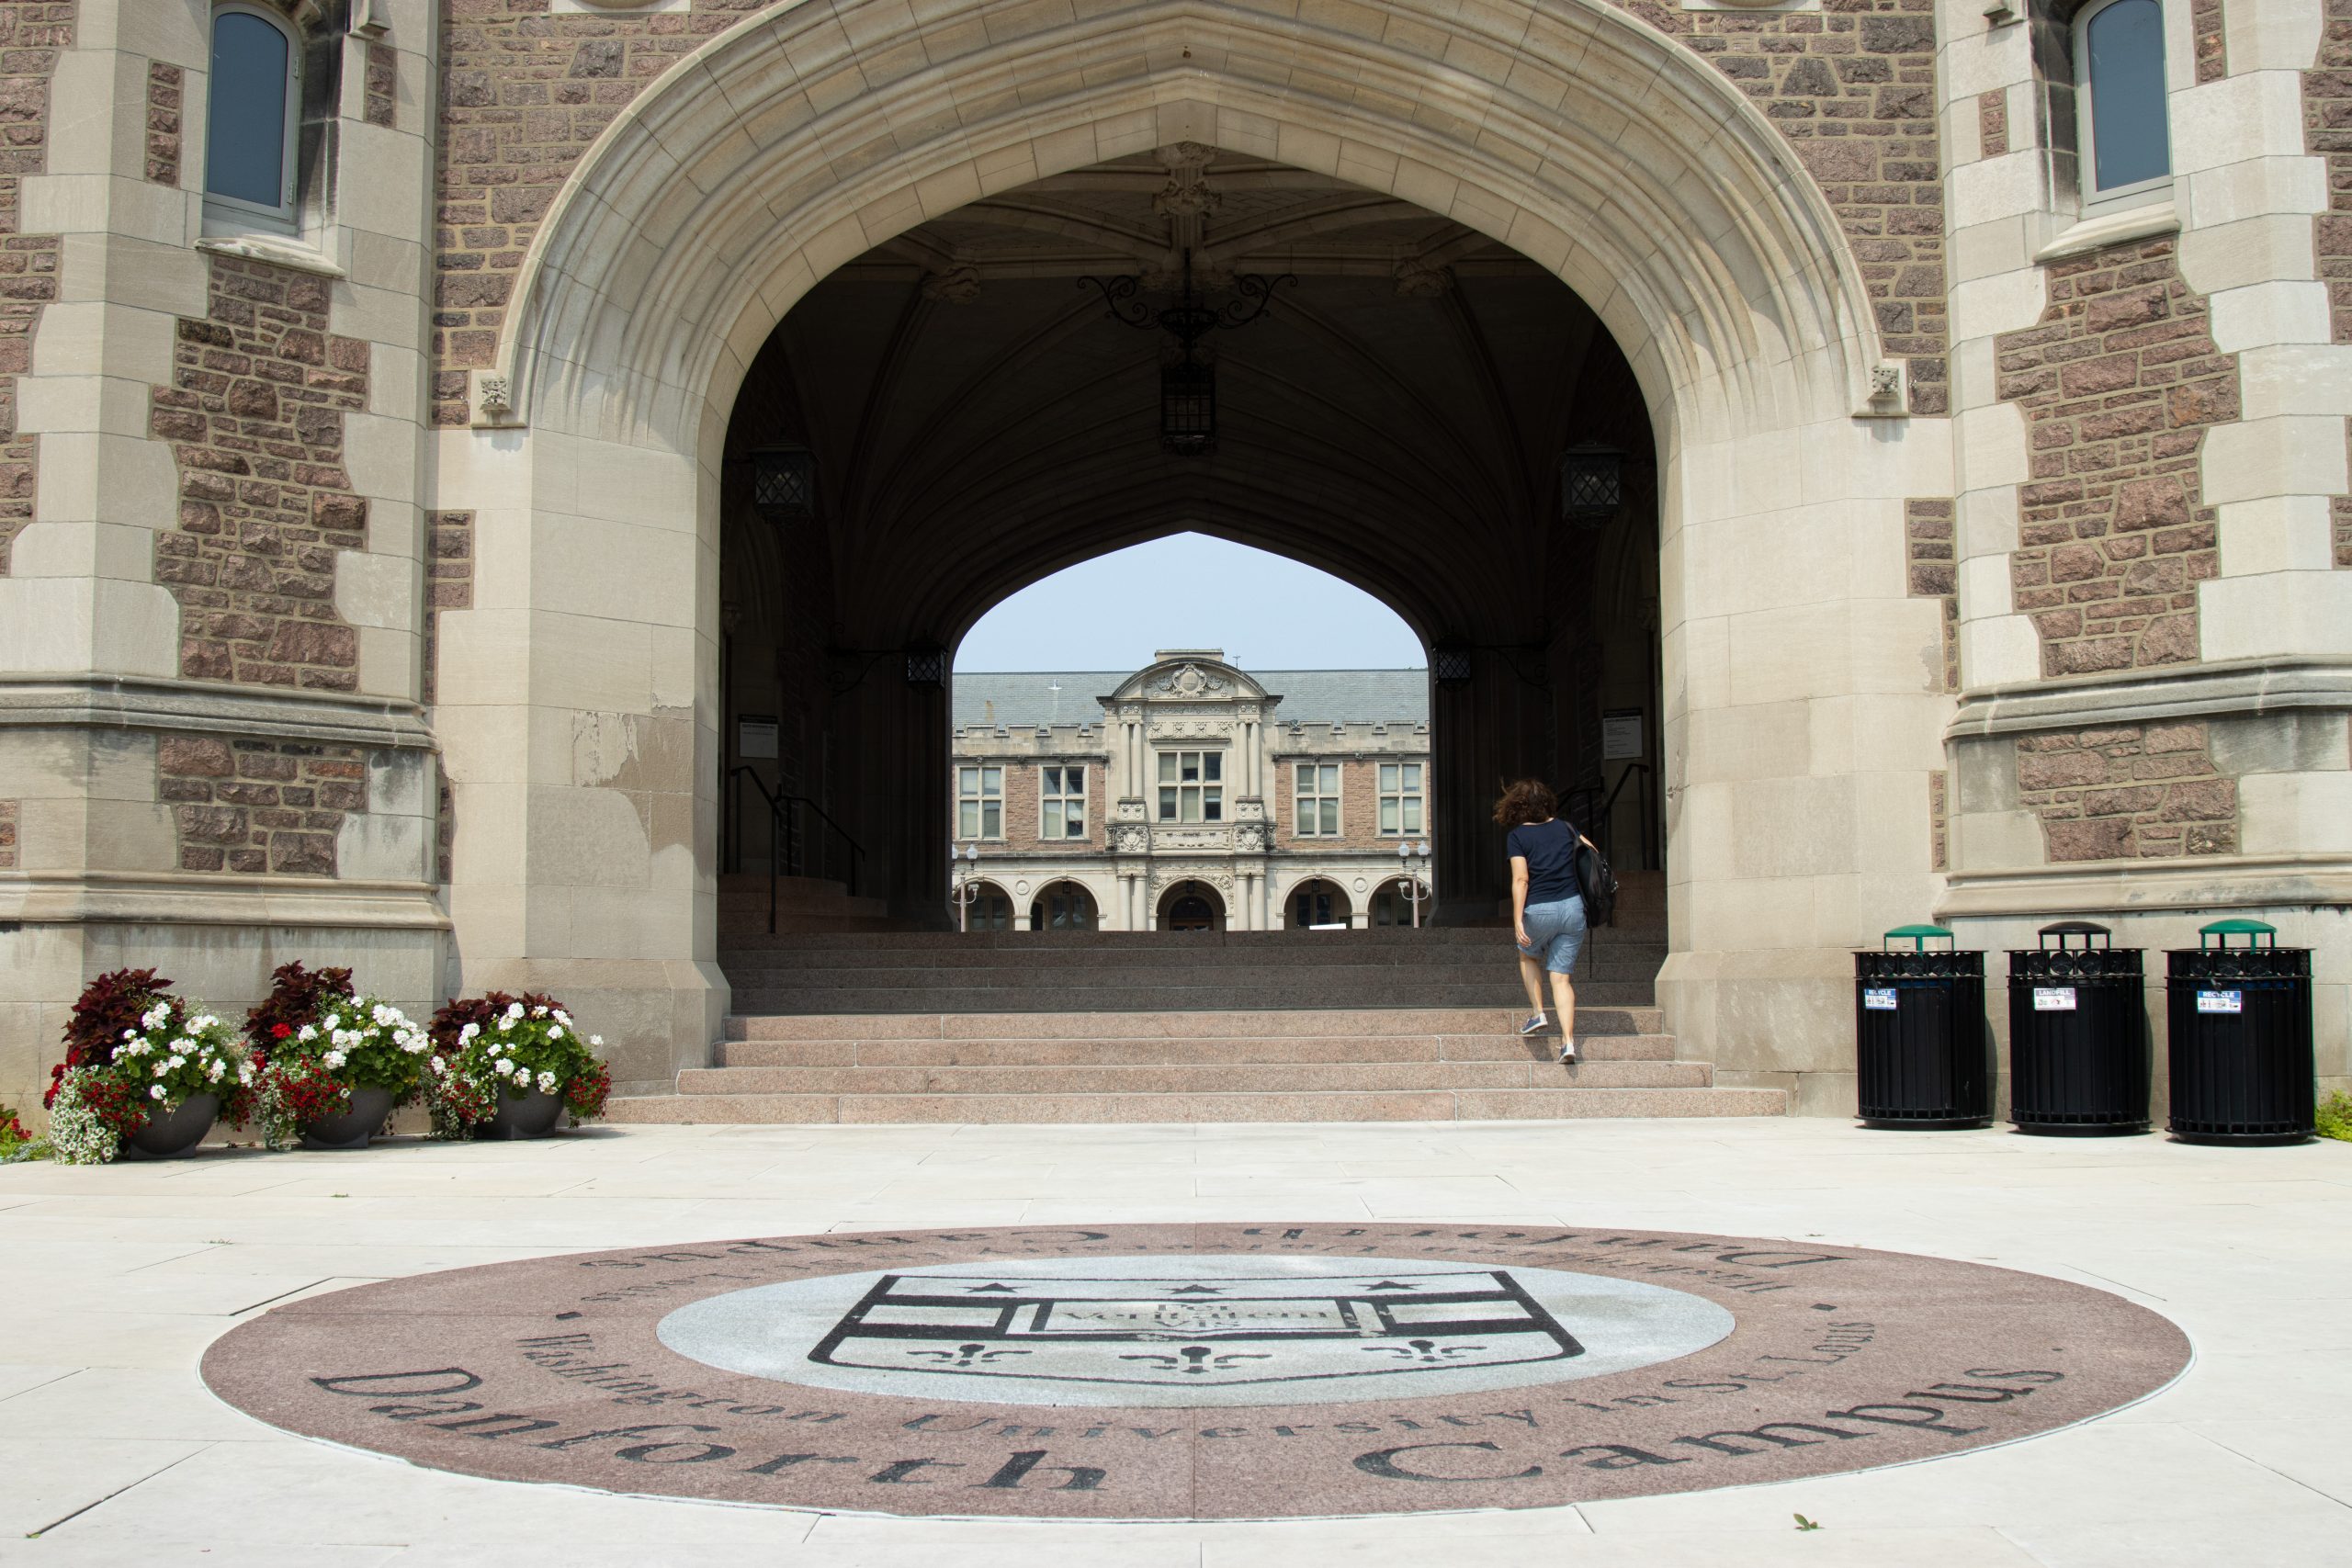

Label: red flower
[271,1022,292,1040]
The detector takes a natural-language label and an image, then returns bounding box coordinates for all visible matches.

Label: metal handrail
[1562,761,1657,872]
[727,765,865,933]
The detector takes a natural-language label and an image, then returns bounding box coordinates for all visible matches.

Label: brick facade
[968,759,1109,852]
[1269,754,1428,852]
[145,60,180,186]
[153,256,372,690]
[0,0,72,576]
[0,796,15,871]
[1995,237,2238,677]
[2015,722,2236,863]
[158,735,370,877]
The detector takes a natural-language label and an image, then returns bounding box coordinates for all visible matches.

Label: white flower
[493,1057,514,1075]
[142,1004,170,1029]
[192,1015,218,1031]
[548,1025,564,1041]
[514,1067,532,1086]
[589,1035,604,1047]
[153,1062,169,1077]
[537,1070,558,1093]
[122,1027,138,1041]
[237,1065,254,1086]
[150,1084,165,1100]
[554,1010,572,1026]
[531,1005,548,1018]
[207,1060,225,1082]
[298,1023,318,1042]
[371,1004,394,1026]
[505,1002,525,1021]
[428,1055,445,1072]
[167,1055,187,1071]
[323,1049,347,1070]
[497,1017,513,1032]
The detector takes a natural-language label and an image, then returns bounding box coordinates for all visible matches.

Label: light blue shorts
[1517,896,1587,976]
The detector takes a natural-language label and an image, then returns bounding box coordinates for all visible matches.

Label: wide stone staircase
[605,870,1785,1124]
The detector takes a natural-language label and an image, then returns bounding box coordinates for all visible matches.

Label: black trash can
[2165,919,2314,1145]
[1856,925,1990,1129]
[2007,921,2148,1135]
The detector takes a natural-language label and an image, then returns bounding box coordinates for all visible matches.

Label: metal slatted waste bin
[2165,919,2314,1145]
[1856,924,1990,1129]
[2007,921,2148,1135]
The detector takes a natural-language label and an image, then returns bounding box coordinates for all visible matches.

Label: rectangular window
[1041,764,1087,840]
[1293,762,1340,836]
[956,765,1002,840]
[1156,750,1223,823]
[1378,762,1424,835]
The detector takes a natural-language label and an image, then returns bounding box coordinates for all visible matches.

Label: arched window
[205,5,300,229]
[2075,0,2169,209]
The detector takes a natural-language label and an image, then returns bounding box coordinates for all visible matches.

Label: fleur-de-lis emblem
[1364,1338,1488,1364]
[907,1342,1032,1367]
[1116,1345,1275,1375]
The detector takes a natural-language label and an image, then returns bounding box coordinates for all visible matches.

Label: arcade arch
[433,0,1951,1100]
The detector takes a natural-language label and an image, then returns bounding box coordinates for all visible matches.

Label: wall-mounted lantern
[750,445,816,522]
[1557,442,1623,525]
[904,646,947,688]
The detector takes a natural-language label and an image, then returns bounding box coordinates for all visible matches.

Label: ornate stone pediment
[1111,652,1269,706]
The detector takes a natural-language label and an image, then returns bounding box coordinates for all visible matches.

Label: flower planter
[122,1093,220,1160]
[480,1086,563,1140]
[298,1085,397,1151]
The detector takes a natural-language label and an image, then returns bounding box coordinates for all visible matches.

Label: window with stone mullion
[1157,750,1223,823]
[1378,761,1423,836]
[957,765,1003,840]
[1294,761,1340,836]
[1041,764,1086,840]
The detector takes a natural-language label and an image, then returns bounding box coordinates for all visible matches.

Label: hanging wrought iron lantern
[1160,360,1216,457]
[1557,442,1623,525]
[750,445,816,522]
[1431,644,1474,685]
[903,646,947,688]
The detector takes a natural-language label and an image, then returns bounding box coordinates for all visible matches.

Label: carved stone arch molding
[492,0,1889,452]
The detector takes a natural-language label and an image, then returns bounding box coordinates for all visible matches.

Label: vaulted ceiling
[725,144,1654,649]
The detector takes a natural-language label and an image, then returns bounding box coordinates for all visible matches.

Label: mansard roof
[952,665,1430,729]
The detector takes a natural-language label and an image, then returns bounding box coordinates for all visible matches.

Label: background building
[948,653,1433,931]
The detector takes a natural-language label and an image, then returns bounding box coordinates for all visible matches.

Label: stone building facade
[947,654,1434,931]
[0,0,2344,1117]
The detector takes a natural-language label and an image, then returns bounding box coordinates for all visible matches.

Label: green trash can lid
[1883,923,1954,951]
[2199,918,2277,949]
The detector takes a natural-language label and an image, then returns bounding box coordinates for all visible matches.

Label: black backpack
[1573,834,1619,928]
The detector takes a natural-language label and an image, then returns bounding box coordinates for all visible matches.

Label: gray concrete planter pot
[299,1086,397,1151]
[122,1093,220,1160]
[480,1087,563,1140]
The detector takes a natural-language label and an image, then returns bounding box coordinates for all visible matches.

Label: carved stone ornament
[472,369,514,424]
[1153,142,1223,220]
[1394,258,1454,298]
[1111,823,1151,853]
[921,264,981,304]
[1155,662,1230,697]
[1234,822,1271,852]
[1858,360,1905,419]
[1152,866,1234,893]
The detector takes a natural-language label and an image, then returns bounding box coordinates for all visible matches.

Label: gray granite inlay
[655,1253,1732,1407]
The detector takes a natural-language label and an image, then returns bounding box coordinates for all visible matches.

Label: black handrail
[1562,761,1657,873]
[727,765,865,933]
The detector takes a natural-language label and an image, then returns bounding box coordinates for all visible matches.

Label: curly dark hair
[1492,778,1557,829]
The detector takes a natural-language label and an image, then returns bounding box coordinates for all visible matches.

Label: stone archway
[433,0,1950,1102]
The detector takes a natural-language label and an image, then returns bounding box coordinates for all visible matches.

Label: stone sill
[1938,852,2352,920]
[2032,199,2180,265]
[0,869,448,930]
[196,233,347,278]
[1948,658,2352,739]
[0,674,434,749]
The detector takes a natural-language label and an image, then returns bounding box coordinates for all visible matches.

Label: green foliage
[246,962,356,1058]
[424,993,610,1138]
[0,1104,45,1164]
[1793,1515,1823,1532]
[2318,1091,2352,1143]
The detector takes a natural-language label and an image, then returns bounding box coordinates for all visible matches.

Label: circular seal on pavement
[201,1223,2188,1519]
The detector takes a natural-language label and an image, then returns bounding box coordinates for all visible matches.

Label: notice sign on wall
[2196,989,2244,1015]
[1862,987,1898,1010]
[738,715,779,759]
[2032,987,2078,1012]
[1602,708,1645,761]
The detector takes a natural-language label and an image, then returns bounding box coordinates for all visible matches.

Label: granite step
[679,1058,1711,1096]
[723,1006,1667,1039]
[715,1032,1682,1067]
[722,960,1659,989]
[716,924,1668,951]
[716,942,1669,972]
[604,1085,1786,1124]
[727,982,1653,1013]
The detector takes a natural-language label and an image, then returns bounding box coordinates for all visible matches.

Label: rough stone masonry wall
[157,735,370,876]
[145,60,180,185]
[2012,722,2235,862]
[427,1,1947,422]
[0,0,73,575]
[151,255,373,690]
[1994,236,2238,677]
[2304,3,2352,567]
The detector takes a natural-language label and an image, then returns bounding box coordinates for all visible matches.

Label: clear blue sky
[956,533,1424,671]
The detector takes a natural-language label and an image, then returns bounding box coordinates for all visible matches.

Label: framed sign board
[1602,708,1645,761]
[738,715,779,759]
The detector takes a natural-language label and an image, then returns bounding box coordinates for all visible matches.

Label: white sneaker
[1557,1039,1578,1065]
[1520,1012,1549,1036]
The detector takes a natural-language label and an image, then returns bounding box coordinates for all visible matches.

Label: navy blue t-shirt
[1507,818,1581,904]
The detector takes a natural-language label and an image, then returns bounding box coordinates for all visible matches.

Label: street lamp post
[1396,840,1433,928]
[948,842,982,932]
